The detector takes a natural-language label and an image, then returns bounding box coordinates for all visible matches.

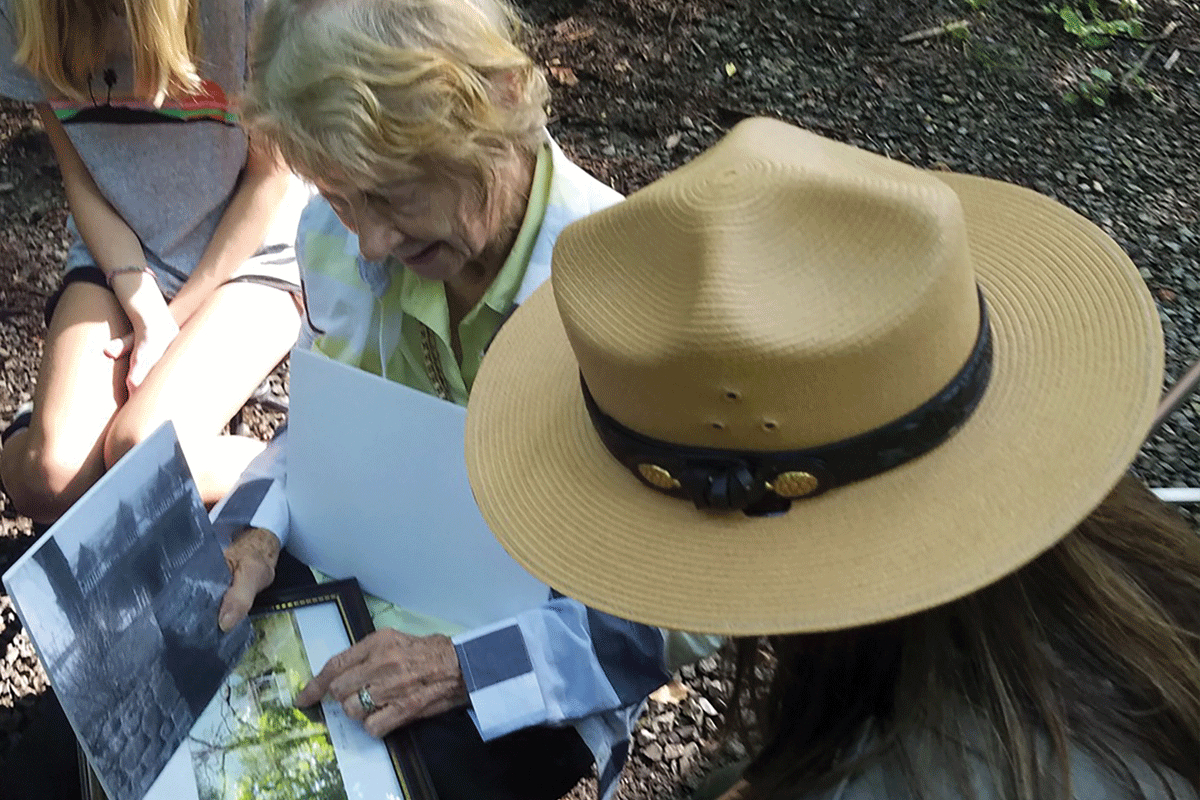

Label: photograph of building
[3,425,251,800]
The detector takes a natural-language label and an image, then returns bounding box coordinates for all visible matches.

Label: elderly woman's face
[319,167,504,283]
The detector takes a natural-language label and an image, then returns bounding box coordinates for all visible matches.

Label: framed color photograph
[83,579,437,800]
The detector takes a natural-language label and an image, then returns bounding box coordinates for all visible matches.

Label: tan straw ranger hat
[464,117,1163,635]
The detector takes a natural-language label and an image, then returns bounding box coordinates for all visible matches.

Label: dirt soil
[1,0,1199,797]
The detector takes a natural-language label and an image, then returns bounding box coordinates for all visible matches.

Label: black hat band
[582,291,994,514]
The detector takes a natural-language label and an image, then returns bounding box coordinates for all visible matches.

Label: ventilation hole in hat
[762,420,779,431]
[724,390,741,401]
[710,421,726,430]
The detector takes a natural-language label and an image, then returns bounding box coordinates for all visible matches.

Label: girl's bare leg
[104,280,301,504]
[0,282,130,523]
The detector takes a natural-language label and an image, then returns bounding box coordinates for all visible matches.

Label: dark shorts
[42,266,110,328]
[42,267,302,329]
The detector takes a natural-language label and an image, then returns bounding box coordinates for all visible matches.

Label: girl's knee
[103,410,155,471]
[1,434,96,521]
[104,405,193,470]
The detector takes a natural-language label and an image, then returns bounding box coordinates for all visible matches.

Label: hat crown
[553,118,982,450]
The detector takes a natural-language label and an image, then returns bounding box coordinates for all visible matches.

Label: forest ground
[0,1,1198,797]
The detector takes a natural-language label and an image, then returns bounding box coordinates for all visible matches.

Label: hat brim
[464,173,1163,635]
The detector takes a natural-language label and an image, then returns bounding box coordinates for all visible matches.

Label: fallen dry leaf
[549,66,579,87]
[551,19,596,42]
[649,680,693,705]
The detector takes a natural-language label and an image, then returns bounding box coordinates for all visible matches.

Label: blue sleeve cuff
[453,620,549,739]
[209,428,290,546]
[210,478,290,547]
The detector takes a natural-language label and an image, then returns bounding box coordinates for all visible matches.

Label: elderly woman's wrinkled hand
[295,630,469,738]
[218,527,281,631]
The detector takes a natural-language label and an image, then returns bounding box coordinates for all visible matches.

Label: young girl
[0,0,309,523]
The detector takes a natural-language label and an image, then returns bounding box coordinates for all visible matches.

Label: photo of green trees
[187,612,348,800]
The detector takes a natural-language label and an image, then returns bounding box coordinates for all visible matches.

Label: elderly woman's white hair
[244,0,551,190]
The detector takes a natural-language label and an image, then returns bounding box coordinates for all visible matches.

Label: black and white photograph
[2,423,251,800]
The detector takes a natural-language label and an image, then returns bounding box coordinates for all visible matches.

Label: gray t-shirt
[0,0,306,294]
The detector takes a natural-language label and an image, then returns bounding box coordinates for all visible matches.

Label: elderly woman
[463,118,1200,800]
[211,1,720,799]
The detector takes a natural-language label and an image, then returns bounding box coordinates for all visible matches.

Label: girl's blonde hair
[243,0,550,190]
[11,0,201,105]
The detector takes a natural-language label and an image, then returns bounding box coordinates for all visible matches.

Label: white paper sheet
[1151,487,1200,503]
[286,348,548,629]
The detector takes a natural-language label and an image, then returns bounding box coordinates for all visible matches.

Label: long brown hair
[12,0,201,104]
[729,475,1200,799]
